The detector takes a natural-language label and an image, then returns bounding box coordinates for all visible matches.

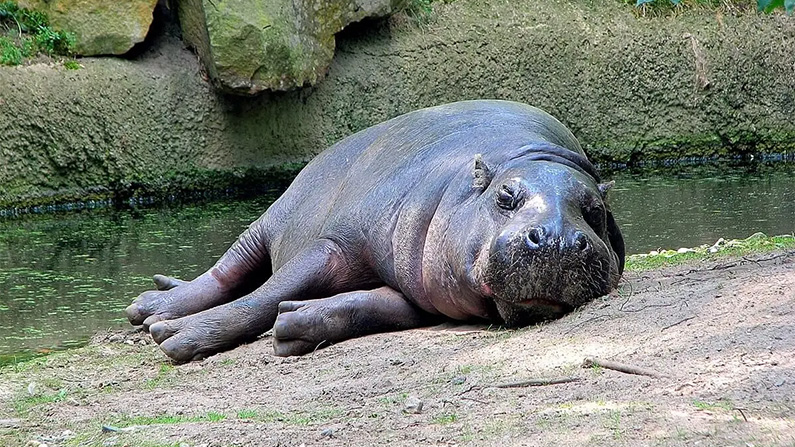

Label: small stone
[320,428,334,437]
[138,339,147,346]
[388,358,404,366]
[774,379,785,387]
[451,376,466,385]
[61,430,74,438]
[0,419,21,428]
[27,383,37,396]
[124,340,135,346]
[403,396,423,414]
[108,334,123,343]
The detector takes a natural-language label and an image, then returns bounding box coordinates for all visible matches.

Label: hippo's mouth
[490,294,574,328]
[515,298,573,312]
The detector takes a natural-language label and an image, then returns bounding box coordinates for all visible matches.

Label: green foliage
[63,59,80,69]
[626,233,795,271]
[0,0,75,66]
[758,0,795,12]
[405,0,456,22]
[630,0,792,13]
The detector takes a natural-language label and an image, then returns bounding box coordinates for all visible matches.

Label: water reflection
[609,162,795,253]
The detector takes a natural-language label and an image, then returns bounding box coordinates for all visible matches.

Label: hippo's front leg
[126,214,273,330]
[272,286,439,357]
[148,239,368,362]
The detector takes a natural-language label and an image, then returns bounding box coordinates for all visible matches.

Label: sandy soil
[1,250,793,447]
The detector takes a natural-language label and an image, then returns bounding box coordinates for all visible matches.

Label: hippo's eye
[583,203,606,231]
[496,184,521,210]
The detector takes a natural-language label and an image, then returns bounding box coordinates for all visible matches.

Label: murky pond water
[1,163,793,356]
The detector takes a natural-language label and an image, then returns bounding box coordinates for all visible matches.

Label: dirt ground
[1,250,793,447]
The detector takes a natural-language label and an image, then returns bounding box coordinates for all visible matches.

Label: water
[0,163,793,356]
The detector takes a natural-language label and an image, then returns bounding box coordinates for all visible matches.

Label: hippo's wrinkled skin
[126,100,625,361]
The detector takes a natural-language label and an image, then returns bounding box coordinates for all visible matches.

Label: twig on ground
[582,357,663,378]
[460,396,489,405]
[733,407,749,422]
[564,314,618,335]
[490,377,581,388]
[661,316,696,331]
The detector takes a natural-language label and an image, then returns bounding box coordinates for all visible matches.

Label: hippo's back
[265,100,583,267]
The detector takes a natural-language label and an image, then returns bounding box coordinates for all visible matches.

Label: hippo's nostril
[574,231,589,251]
[526,227,544,248]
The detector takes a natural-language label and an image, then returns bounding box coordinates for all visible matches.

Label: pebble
[320,428,334,437]
[451,376,466,385]
[108,334,123,343]
[124,340,135,346]
[403,396,423,414]
[0,419,21,428]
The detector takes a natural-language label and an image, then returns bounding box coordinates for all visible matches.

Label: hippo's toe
[125,303,147,326]
[149,320,181,344]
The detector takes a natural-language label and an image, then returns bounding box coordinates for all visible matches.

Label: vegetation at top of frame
[405,0,456,22]
[630,0,792,13]
[0,0,75,66]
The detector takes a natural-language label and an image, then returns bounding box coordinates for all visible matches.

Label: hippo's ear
[472,154,493,190]
[598,180,615,198]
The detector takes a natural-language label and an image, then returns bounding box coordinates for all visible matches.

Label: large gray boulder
[178,0,406,95]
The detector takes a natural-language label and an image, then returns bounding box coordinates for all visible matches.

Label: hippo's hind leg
[148,238,373,362]
[126,213,273,330]
[272,286,439,357]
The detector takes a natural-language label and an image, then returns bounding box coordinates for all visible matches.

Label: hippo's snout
[523,225,591,254]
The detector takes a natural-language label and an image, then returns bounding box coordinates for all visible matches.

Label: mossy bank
[1,0,793,208]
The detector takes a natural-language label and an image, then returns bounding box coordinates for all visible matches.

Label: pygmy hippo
[126,100,625,361]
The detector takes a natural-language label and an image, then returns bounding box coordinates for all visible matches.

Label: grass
[625,233,795,272]
[13,388,69,416]
[692,399,734,411]
[621,0,757,15]
[431,412,459,424]
[143,363,176,389]
[0,0,74,66]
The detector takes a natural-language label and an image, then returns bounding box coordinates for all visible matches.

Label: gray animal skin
[126,100,625,362]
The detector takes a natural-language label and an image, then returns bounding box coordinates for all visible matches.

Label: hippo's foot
[149,304,264,362]
[125,273,230,331]
[272,287,436,357]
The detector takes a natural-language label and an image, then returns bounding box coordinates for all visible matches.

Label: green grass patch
[13,388,68,415]
[0,0,75,66]
[432,412,459,424]
[143,363,176,389]
[625,233,795,272]
[237,409,259,419]
[692,399,733,411]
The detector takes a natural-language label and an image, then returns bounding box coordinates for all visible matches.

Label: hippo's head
[463,145,624,327]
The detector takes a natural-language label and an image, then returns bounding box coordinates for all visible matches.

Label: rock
[451,376,467,385]
[403,395,423,414]
[18,0,158,55]
[320,428,334,437]
[0,419,21,428]
[177,0,405,95]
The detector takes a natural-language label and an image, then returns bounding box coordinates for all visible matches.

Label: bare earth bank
[1,250,793,447]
